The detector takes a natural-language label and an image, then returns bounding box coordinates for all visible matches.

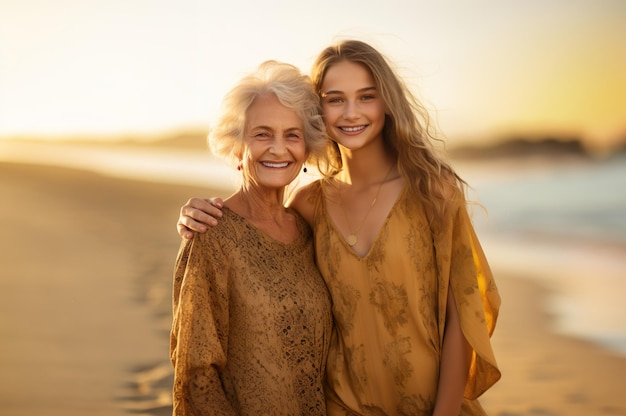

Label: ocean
[2,140,625,356]
[463,157,626,246]
[456,156,626,357]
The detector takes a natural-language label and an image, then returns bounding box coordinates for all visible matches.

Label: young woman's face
[241,93,307,189]
[320,60,386,151]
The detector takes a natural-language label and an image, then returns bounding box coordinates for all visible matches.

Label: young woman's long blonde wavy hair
[311,40,467,222]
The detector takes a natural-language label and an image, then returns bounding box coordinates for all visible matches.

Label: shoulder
[192,209,241,252]
[287,180,323,226]
[405,168,467,233]
[431,167,466,216]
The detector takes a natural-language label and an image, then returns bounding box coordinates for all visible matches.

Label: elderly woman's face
[241,93,307,189]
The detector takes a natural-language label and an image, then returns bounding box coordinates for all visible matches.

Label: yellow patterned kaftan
[304,181,500,416]
[170,207,333,416]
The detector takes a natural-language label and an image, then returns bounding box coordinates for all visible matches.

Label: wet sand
[0,162,625,415]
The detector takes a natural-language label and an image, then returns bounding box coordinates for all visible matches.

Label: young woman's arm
[285,185,315,226]
[433,287,472,416]
[177,197,225,239]
[176,183,317,238]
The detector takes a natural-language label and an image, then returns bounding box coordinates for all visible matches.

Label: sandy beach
[1,161,625,416]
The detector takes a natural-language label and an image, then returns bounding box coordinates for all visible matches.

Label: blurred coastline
[1,135,626,415]
[1,135,625,357]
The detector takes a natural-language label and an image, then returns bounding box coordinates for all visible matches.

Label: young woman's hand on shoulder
[177,197,224,239]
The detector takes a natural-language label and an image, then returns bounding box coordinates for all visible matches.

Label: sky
[1,0,625,149]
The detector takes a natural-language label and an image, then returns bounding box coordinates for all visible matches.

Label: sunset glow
[1,0,624,149]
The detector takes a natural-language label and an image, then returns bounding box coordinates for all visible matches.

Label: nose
[269,136,287,155]
[343,100,359,120]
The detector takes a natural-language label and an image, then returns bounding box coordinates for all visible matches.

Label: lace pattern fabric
[171,207,332,416]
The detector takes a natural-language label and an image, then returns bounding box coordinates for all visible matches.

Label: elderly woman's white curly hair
[209,60,329,172]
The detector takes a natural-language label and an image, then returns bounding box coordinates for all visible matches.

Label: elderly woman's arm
[170,236,234,415]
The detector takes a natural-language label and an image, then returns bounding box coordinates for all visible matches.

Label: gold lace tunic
[305,181,501,416]
[170,207,332,416]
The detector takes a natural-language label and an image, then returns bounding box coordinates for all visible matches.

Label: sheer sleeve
[433,191,501,400]
[170,234,235,415]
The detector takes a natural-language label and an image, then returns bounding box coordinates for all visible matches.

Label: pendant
[346,234,357,246]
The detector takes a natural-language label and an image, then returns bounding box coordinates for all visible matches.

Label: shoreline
[0,162,228,415]
[477,231,626,358]
[1,161,625,415]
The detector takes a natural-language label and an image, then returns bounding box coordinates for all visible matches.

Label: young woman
[178,40,501,415]
[170,61,332,415]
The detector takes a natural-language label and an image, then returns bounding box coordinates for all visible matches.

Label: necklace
[338,164,395,246]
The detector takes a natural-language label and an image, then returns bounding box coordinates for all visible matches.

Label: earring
[303,167,308,173]
[237,164,242,171]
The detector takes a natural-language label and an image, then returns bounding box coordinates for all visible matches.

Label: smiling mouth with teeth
[340,125,366,132]
[261,162,289,168]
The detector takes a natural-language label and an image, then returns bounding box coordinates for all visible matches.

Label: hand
[177,197,225,239]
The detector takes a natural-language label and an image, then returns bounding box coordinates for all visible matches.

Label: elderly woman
[170,61,333,416]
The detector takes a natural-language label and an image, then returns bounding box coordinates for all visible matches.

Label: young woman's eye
[326,97,343,104]
[361,94,375,101]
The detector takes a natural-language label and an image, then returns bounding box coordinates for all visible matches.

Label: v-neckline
[223,206,307,247]
[320,183,408,259]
